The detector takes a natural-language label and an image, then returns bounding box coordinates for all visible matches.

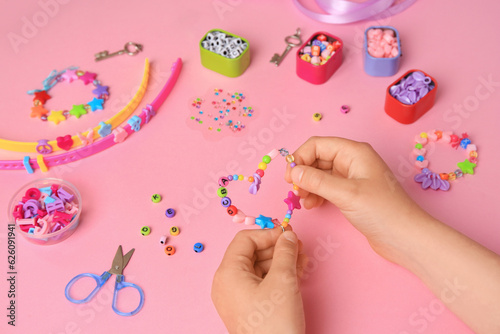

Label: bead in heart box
[186,88,256,141]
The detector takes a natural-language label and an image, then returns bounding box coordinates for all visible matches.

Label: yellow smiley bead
[258,162,267,170]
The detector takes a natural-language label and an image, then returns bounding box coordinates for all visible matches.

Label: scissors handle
[112,274,144,316]
[65,271,111,304]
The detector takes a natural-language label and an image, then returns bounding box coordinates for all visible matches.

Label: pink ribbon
[293,0,417,24]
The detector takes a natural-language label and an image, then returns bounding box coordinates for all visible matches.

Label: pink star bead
[284,191,301,211]
[79,71,97,85]
[61,69,78,83]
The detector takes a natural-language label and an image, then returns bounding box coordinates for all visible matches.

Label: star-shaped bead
[98,122,112,137]
[33,90,51,104]
[92,84,109,97]
[30,105,49,118]
[79,71,97,85]
[87,98,104,111]
[47,110,66,125]
[284,191,301,211]
[61,69,78,83]
[69,104,87,118]
[457,159,477,175]
[255,215,274,229]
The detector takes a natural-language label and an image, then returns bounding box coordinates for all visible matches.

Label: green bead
[415,143,423,149]
[151,194,161,203]
[141,226,151,236]
[217,187,228,198]
[262,155,271,164]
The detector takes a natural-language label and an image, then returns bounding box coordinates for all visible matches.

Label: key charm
[95,42,143,62]
[270,28,302,67]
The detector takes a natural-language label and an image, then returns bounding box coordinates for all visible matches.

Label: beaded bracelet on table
[28,68,109,124]
[217,148,301,230]
[413,130,477,191]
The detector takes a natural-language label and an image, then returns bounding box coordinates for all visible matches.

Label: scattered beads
[193,243,204,253]
[217,148,301,229]
[390,71,435,105]
[12,184,80,235]
[159,235,167,245]
[366,28,399,58]
[189,88,254,136]
[413,131,477,191]
[164,245,175,256]
[340,105,350,114]
[28,68,109,124]
[201,31,248,59]
[151,194,162,203]
[299,34,341,66]
[141,226,151,236]
[313,112,322,121]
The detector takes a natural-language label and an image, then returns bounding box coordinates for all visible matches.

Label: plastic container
[8,178,82,245]
[385,69,438,124]
[363,26,402,77]
[296,32,343,85]
[200,29,250,78]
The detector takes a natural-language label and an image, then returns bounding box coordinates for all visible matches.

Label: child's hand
[211,227,307,334]
[285,136,429,258]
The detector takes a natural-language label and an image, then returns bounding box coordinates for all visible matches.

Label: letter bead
[193,243,204,253]
[141,226,151,236]
[221,197,232,207]
[165,208,176,218]
[227,205,237,216]
[169,226,180,236]
[164,245,176,256]
[217,187,228,198]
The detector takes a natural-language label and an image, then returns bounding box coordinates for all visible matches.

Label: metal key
[95,42,143,62]
[270,28,303,66]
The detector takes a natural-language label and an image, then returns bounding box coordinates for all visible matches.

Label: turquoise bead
[285,214,291,219]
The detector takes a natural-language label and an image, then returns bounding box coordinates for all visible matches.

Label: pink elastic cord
[0,58,182,171]
[293,0,417,24]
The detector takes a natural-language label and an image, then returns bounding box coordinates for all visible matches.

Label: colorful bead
[439,173,449,180]
[227,175,233,181]
[448,172,456,181]
[233,174,238,180]
[313,113,322,121]
[159,235,167,245]
[151,194,161,203]
[340,105,350,114]
[248,176,254,183]
[238,174,244,181]
[420,132,428,138]
[256,169,264,177]
[262,155,271,164]
[454,169,463,178]
[193,243,204,253]
[217,187,228,197]
[283,218,290,223]
[415,143,423,149]
[218,177,230,187]
[169,226,180,236]
[164,245,175,256]
[244,216,256,225]
[285,155,294,163]
[257,162,267,170]
[141,226,151,236]
[290,162,297,168]
[227,205,237,216]
[165,208,176,218]
[469,151,478,158]
[221,197,231,207]
[416,155,424,162]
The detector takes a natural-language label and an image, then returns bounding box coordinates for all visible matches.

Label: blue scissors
[65,245,144,316]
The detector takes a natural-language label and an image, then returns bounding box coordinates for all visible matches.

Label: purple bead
[389,85,400,96]
[412,71,425,81]
[227,175,233,181]
[165,208,176,218]
[290,162,296,168]
[423,76,432,84]
[407,91,417,103]
[221,197,231,207]
[287,210,293,215]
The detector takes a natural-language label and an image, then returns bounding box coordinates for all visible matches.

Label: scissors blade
[121,248,135,271]
[109,245,135,275]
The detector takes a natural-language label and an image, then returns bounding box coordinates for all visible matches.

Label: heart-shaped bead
[56,135,74,151]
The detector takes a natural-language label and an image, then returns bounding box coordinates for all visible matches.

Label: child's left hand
[211,227,307,334]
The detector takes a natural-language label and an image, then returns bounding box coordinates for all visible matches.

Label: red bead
[227,205,237,216]
[317,34,327,42]
[469,157,478,164]
[256,169,264,177]
[450,134,459,143]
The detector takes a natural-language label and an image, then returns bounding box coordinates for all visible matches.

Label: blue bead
[233,174,238,180]
[28,227,35,234]
[460,138,471,149]
[221,197,231,207]
[285,214,291,219]
[319,43,326,51]
[312,40,322,46]
[193,243,204,253]
[416,155,424,162]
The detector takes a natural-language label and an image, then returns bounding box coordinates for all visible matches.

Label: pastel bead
[415,160,429,168]
[165,208,176,218]
[311,56,320,65]
[170,226,180,236]
[232,211,246,223]
[283,218,289,223]
[159,235,167,245]
[164,245,175,256]
[448,172,456,181]
[218,177,230,187]
[244,216,256,225]
[217,187,228,198]
[293,184,299,190]
[285,214,291,219]
[268,149,279,159]
[193,243,204,253]
[227,175,233,181]
[426,130,438,141]
[442,131,452,143]
[221,197,232,207]
[233,174,238,180]
[414,135,428,145]
[227,205,237,216]
[415,143,423,149]
[281,221,288,228]
[258,162,267,170]
[454,169,463,178]
[321,49,331,59]
[301,54,311,62]
[313,112,322,121]
[141,226,151,236]
[466,144,477,153]
[412,148,427,156]
[469,157,478,164]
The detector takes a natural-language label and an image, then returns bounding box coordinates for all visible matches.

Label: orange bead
[293,184,299,191]
[281,221,288,228]
[448,172,456,181]
[435,130,443,140]
[326,44,335,53]
[164,245,176,256]
[469,151,478,158]
[248,176,254,183]
[311,45,320,56]
[439,173,449,180]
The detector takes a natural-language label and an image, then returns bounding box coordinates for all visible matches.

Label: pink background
[1,0,500,333]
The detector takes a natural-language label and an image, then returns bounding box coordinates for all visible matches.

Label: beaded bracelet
[28,68,109,124]
[413,130,478,191]
[217,148,301,230]
[1,59,150,154]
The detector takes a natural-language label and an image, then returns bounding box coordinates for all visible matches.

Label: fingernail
[283,231,297,244]
[291,167,304,184]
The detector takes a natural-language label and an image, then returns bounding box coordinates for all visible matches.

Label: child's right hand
[285,136,430,258]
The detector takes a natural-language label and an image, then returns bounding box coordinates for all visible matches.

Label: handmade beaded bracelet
[413,130,478,191]
[28,68,109,124]
[217,148,301,230]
